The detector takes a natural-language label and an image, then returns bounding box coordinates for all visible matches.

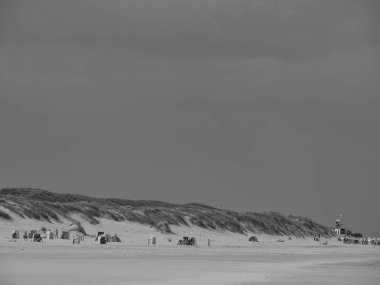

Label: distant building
[334,219,346,236]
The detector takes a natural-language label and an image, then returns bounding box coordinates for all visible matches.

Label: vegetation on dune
[69,221,87,236]
[0,188,333,237]
[0,208,12,220]
[151,221,174,234]
[248,235,258,242]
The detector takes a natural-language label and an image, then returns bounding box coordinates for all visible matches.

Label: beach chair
[95,232,104,241]
[33,233,42,242]
[28,230,37,239]
[12,230,20,239]
[99,235,107,244]
[61,231,70,239]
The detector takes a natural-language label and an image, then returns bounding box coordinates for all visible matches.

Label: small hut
[11,230,20,239]
[28,230,38,239]
[61,231,70,239]
[32,233,42,242]
[95,232,104,241]
[98,235,107,244]
[148,235,156,245]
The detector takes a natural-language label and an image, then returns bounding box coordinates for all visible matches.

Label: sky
[0,0,379,236]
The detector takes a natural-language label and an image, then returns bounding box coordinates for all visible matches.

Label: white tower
[334,213,346,236]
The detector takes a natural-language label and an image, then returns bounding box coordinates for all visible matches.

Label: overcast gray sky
[1,0,379,236]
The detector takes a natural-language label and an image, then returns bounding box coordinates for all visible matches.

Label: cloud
[1,0,379,61]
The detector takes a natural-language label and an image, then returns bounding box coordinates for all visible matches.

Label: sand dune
[0,188,333,238]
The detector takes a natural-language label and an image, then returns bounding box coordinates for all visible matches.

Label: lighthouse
[334,213,346,236]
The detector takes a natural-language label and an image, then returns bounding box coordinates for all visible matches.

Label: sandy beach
[1,219,379,285]
[1,241,379,285]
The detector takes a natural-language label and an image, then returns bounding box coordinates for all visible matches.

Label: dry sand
[1,218,379,285]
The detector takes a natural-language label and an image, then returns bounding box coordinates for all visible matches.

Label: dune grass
[0,188,332,237]
[0,208,12,220]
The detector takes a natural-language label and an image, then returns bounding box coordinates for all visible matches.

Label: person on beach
[55,229,58,239]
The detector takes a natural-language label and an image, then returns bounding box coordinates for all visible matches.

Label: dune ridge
[0,188,332,237]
